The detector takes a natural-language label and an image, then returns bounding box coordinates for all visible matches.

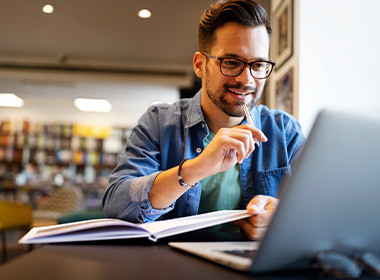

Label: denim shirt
[102,90,305,223]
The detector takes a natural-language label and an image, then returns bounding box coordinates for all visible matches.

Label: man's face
[203,23,270,117]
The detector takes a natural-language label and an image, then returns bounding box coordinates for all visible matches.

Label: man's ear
[193,51,205,79]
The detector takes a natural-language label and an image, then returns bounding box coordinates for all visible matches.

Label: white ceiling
[0,0,270,69]
[0,0,216,75]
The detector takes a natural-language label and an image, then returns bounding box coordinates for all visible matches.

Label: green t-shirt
[198,131,242,232]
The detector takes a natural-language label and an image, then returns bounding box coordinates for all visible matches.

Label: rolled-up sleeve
[103,170,175,223]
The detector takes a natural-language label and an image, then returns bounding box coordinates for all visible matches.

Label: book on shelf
[19,210,251,244]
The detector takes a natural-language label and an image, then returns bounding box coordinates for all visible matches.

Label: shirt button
[196,147,202,153]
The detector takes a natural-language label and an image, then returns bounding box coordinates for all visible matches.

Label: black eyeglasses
[310,250,380,278]
[202,52,275,79]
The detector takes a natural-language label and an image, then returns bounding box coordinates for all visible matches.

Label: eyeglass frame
[310,250,380,278]
[202,52,276,79]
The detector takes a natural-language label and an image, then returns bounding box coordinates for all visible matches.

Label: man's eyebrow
[221,53,269,61]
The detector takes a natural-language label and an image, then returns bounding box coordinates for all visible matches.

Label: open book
[19,210,252,244]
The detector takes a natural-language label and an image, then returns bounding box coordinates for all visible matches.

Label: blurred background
[0,0,379,263]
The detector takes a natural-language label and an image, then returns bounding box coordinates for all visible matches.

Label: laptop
[169,109,380,273]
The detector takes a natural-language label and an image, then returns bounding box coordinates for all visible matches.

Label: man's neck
[200,92,244,134]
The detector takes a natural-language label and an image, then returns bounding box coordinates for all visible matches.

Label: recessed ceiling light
[42,4,54,14]
[138,9,152,19]
[0,93,24,108]
[74,98,112,113]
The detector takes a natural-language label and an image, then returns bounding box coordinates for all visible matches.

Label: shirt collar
[185,89,205,129]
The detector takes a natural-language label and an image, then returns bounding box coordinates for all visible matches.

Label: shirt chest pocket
[257,165,291,197]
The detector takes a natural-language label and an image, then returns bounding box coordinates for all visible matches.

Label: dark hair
[198,0,272,52]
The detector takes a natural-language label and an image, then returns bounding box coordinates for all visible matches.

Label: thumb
[247,195,269,215]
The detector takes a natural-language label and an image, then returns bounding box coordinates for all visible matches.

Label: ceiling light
[138,9,152,19]
[0,93,24,108]
[74,98,112,113]
[42,4,54,14]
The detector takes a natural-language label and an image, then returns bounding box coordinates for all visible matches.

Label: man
[102,0,305,240]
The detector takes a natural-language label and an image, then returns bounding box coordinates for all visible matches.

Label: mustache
[224,83,257,93]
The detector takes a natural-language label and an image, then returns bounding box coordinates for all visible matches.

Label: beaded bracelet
[178,159,198,190]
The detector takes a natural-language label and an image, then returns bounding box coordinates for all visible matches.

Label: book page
[19,210,252,244]
[140,210,251,241]
[19,218,149,244]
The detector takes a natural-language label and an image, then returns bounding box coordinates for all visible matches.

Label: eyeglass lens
[311,250,380,278]
[311,251,362,278]
[358,252,380,276]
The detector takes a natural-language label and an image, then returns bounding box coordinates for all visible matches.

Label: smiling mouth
[227,89,254,96]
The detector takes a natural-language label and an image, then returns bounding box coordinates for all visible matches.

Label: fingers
[235,195,279,240]
[234,219,266,240]
[218,128,255,162]
[216,126,264,162]
[240,123,268,144]
[196,125,267,176]
[232,123,268,151]
[247,194,279,215]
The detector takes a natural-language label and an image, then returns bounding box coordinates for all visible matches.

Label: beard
[204,68,262,117]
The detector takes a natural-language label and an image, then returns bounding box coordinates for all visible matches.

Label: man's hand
[234,195,279,240]
[149,124,267,210]
[194,124,267,178]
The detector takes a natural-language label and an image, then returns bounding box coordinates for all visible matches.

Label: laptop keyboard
[218,249,257,259]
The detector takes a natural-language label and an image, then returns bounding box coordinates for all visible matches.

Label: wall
[298,0,380,135]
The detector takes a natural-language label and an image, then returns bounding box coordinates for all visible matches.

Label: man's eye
[222,59,241,68]
[251,62,266,71]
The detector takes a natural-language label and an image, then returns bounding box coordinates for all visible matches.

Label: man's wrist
[177,157,208,189]
[178,159,199,189]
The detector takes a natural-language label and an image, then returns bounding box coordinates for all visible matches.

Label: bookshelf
[0,120,130,211]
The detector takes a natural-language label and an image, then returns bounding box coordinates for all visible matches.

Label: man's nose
[234,65,256,85]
